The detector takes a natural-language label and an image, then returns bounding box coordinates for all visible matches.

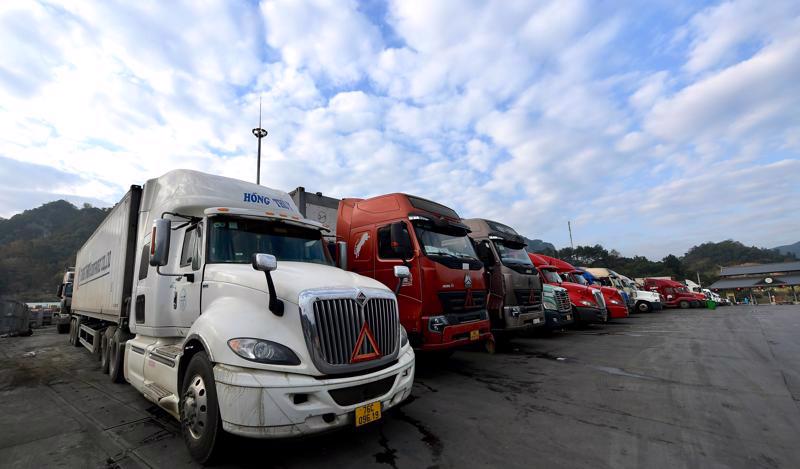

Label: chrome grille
[514,289,543,308]
[555,290,571,312]
[312,297,398,366]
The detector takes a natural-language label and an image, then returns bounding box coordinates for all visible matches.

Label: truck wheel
[181,352,224,464]
[57,322,69,334]
[679,300,690,309]
[100,326,115,374]
[108,328,127,383]
[636,302,652,313]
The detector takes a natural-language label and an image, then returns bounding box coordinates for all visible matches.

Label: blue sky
[0,0,798,258]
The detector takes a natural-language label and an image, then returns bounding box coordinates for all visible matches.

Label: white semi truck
[68,170,415,462]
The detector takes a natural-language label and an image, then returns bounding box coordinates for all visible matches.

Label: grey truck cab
[464,219,545,345]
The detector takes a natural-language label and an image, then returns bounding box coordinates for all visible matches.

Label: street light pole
[252,97,268,185]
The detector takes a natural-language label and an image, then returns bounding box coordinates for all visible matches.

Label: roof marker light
[218,208,229,212]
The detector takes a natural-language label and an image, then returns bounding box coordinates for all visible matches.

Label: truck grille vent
[328,376,396,406]
[514,289,542,308]
[312,298,398,366]
[438,290,487,315]
[554,290,571,312]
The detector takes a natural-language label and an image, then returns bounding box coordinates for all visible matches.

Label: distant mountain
[0,201,109,301]
[774,241,800,258]
[522,236,556,255]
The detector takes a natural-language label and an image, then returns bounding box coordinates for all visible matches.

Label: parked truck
[540,255,628,320]
[643,278,700,308]
[529,253,607,324]
[291,187,493,353]
[583,268,662,313]
[462,218,545,346]
[54,268,74,333]
[68,170,414,463]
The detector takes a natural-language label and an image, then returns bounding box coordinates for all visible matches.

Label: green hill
[0,201,109,301]
[774,241,800,258]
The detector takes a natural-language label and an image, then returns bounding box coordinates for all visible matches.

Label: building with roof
[708,261,800,304]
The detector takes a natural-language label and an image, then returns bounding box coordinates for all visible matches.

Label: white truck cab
[70,170,414,463]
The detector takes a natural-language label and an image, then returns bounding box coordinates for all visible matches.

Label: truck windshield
[567,273,588,285]
[414,226,478,260]
[493,241,534,267]
[208,217,332,265]
[542,270,562,284]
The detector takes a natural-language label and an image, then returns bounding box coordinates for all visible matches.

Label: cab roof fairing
[137,169,305,239]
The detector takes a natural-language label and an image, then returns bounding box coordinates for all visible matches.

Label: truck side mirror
[390,222,412,260]
[251,253,283,316]
[252,253,278,272]
[393,265,410,279]
[337,241,348,270]
[393,265,410,295]
[149,218,172,267]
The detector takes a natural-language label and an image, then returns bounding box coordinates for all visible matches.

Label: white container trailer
[68,170,414,463]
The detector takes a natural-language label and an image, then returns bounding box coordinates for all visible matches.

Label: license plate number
[470,329,480,341]
[566,314,572,321]
[355,401,381,427]
[533,318,541,324]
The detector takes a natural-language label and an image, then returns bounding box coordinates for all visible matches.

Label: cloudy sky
[1,0,798,258]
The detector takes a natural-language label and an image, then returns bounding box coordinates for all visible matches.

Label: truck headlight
[580,300,596,307]
[228,338,300,365]
[428,316,448,333]
[400,325,408,347]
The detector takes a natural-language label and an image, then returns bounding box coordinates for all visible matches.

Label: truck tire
[679,300,690,309]
[57,322,69,334]
[181,352,225,464]
[100,326,115,374]
[108,328,127,383]
[636,301,652,313]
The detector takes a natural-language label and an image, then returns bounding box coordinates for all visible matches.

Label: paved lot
[2,305,800,469]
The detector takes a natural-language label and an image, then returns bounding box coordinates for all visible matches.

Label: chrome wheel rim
[183,374,208,440]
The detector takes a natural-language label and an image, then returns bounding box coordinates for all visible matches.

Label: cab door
[171,222,204,328]
[374,222,423,332]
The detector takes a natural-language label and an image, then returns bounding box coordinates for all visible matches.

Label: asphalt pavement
[1,305,799,468]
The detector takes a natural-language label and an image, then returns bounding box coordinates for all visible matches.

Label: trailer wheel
[100,326,115,374]
[679,300,690,309]
[636,302,652,313]
[108,328,127,383]
[181,352,224,464]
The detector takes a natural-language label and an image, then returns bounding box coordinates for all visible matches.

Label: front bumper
[543,308,574,329]
[573,306,607,324]
[493,306,545,333]
[606,303,629,319]
[418,318,492,351]
[214,347,415,438]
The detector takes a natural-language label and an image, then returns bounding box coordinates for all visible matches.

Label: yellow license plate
[355,401,382,427]
[470,329,480,341]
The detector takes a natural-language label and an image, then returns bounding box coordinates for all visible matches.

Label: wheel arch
[179,334,214,392]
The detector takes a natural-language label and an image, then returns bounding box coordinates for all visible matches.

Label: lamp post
[252,97,268,185]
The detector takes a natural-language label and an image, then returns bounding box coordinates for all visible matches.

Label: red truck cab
[529,253,607,324]
[643,278,699,308]
[540,255,628,320]
[337,194,492,351]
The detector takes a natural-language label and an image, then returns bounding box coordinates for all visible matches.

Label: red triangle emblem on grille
[350,322,382,363]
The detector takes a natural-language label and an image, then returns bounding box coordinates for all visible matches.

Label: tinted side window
[180,228,197,267]
[377,225,405,259]
[138,243,150,280]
